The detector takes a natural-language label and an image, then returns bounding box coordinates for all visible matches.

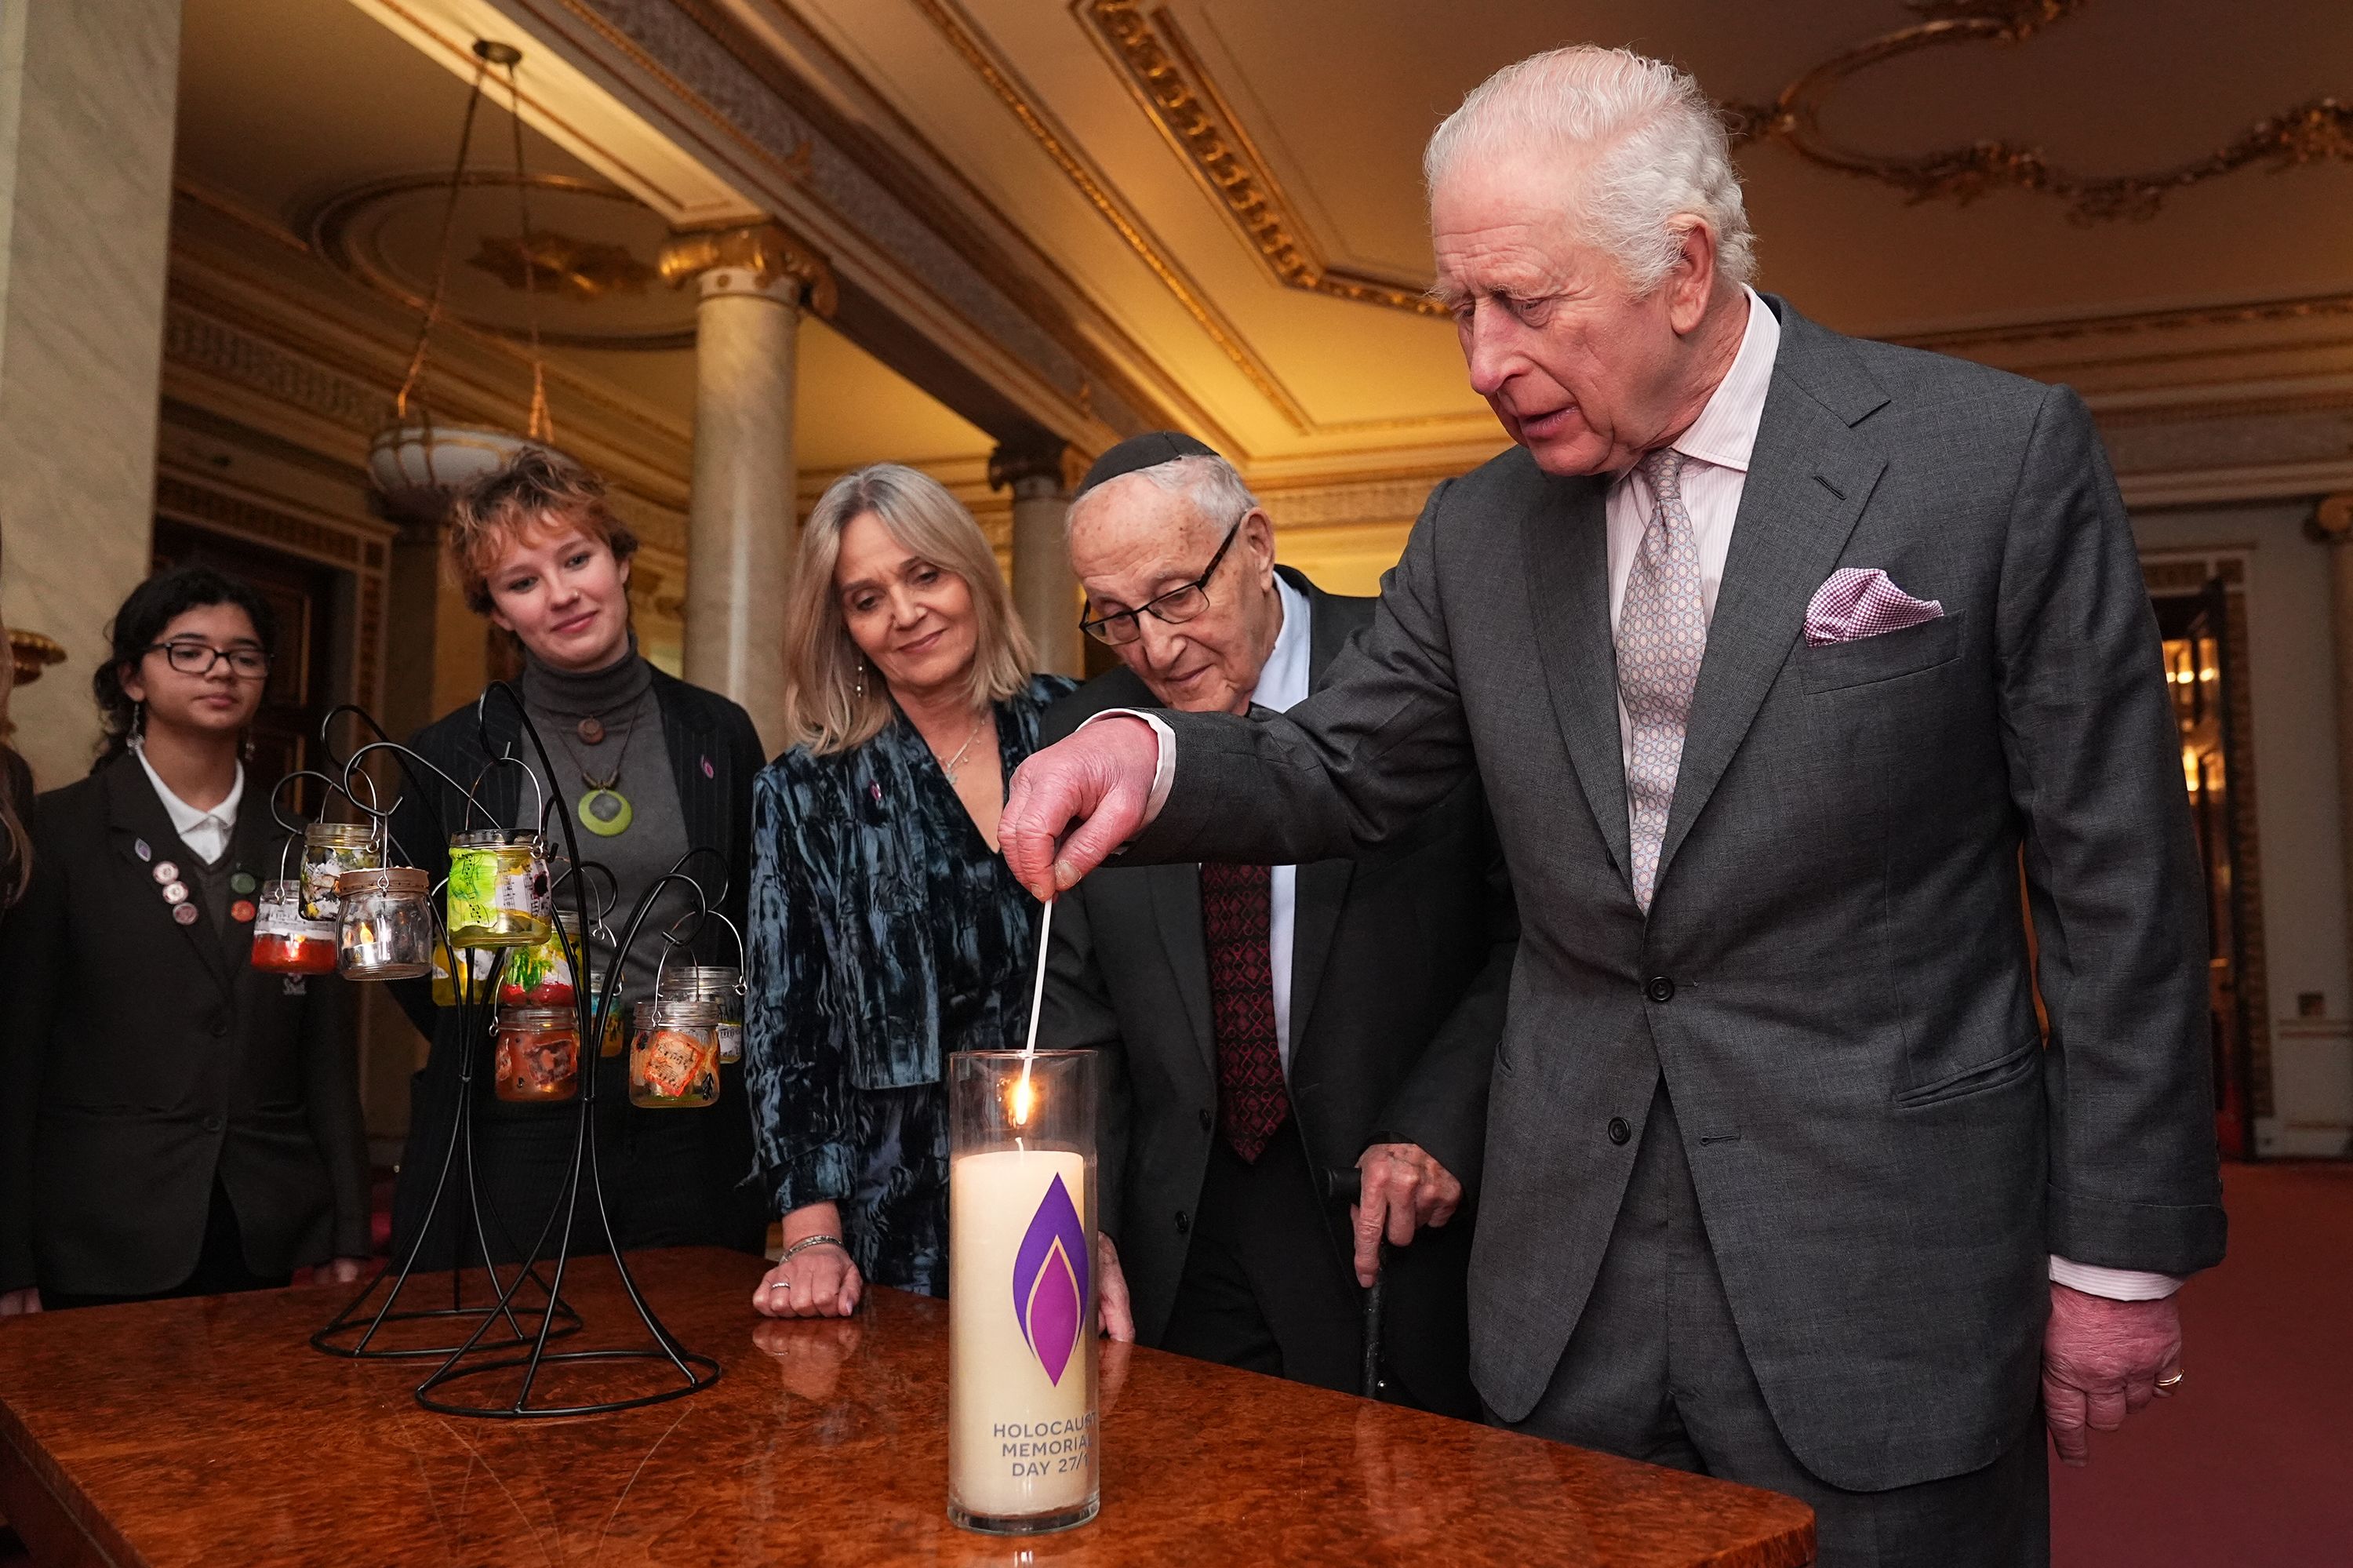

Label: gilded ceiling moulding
[1724,0,2351,223]
[1077,0,1443,318]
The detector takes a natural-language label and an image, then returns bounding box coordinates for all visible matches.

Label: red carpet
[2050,1161,2353,1566]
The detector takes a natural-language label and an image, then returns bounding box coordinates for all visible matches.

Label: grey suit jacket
[1120,297,2227,1490]
[1036,569,1513,1416]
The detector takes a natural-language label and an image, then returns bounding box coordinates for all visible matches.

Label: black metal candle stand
[287,686,730,1417]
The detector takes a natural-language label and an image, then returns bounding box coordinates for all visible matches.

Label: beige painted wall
[0,0,183,789]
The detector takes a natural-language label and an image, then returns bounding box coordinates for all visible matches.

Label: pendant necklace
[557,704,642,837]
[936,711,987,785]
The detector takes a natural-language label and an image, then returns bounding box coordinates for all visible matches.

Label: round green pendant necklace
[563,709,639,838]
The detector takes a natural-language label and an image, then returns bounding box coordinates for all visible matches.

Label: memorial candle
[947,1050,1100,1534]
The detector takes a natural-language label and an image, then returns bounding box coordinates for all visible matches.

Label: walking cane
[1320,1166,1387,1400]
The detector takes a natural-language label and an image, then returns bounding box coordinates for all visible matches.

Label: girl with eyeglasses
[0,567,371,1312]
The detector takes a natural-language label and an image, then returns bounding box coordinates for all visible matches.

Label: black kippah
[1073,431,1221,500]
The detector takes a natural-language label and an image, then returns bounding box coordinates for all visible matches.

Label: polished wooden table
[0,1249,1812,1565]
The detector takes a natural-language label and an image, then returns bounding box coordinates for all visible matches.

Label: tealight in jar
[493,1006,579,1103]
[655,966,744,1064]
[584,962,626,1057]
[631,997,721,1108]
[249,880,338,975]
[336,867,435,980]
[500,911,584,1007]
[446,830,551,949]
[302,822,380,922]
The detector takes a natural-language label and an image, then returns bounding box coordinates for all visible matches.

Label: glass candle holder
[499,911,583,1007]
[585,964,625,1057]
[630,998,721,1108]
[947,1050,1100,1536]
[655,965,744,1064]
[250,879,338,975]
[302,822,379,922]
[336,867,435,980]
[446,830,552,949]
[429,941,496,1007]
[493,1006,580,1103]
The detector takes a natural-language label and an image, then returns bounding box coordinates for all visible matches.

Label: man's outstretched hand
[1001,716,1162,900]
[2042,1281,2184,1467]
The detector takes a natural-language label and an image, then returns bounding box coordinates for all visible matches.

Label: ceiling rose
[308,171,696,351]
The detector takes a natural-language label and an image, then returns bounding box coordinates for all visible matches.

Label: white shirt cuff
[2049,1255,2183,1301]
[1080,708,1175,826]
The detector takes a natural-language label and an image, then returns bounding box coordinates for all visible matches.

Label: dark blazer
[1038,569,1514,1417]
[0,754,369,1296]
[385,665,768,1263]
[1119,299,2227,1491]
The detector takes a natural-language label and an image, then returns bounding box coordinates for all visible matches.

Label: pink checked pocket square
[1804,568,1944,647]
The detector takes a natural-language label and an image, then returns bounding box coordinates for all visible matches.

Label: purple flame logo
[1010,1173,1089,1386]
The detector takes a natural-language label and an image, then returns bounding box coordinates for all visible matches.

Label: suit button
[203,1115,225,1133]
[1174,1210,1191,1235]
[209,1016,230,1037]
[1607,1116,1631,1146]
[1198,1108,1213,1133]
[1646,976,1675,1004]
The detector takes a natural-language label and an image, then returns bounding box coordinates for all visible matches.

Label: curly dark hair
[91,566,279,769]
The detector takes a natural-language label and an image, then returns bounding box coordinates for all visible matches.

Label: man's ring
[2155,1371,2184,1390]
[769,1279,790,1291]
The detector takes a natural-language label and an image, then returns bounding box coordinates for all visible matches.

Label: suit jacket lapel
[1284,569,1361,1048]
[1147,863,1215,1080]
[1655,317,1889,883]
[1522,475,1635,886]
[104,759,234,998]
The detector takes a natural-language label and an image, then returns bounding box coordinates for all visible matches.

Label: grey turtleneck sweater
[514,643,695,1000]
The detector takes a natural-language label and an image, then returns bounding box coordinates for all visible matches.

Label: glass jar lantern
[655,965,744,1064]
[500,911,583,1007]
[250,879,338,975]
[631,997,721,1108]
[302,821,380,922]
[585,963,626,1057]
[446,830,551,949]
[336,867,435,980]
[493,1006,580,1103]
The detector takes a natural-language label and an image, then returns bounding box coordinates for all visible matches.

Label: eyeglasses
[146,640,271,679]
[1078,514,1249,647]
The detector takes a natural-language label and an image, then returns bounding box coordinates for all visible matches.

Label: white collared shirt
[132,742,244,865]
[1253,574,1312,1074]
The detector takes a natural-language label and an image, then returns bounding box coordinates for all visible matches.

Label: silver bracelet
[779,1233,847,1265]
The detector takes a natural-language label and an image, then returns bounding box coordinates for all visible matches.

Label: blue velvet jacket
[743,675,1075,1291]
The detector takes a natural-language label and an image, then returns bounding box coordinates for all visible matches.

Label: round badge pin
[173,903,200,926]
[162,881,190,906]
[153,861,180,886]
[230,899,256,923]
[230,871,257,896]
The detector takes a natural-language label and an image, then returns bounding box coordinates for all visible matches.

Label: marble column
[991,441,1083,677]
[0,0,183,788]
[659,224,835,754]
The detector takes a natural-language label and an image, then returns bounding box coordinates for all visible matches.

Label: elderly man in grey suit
[1001,45,2224,1566]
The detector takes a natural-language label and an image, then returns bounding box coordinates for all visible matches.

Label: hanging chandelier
[368,39,569,526]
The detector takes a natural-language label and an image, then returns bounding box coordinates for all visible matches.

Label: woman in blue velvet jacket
[745,464,1073,1317]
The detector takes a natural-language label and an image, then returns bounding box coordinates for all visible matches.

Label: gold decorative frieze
[8,628,67,690]
[470,230,659,300]
[1078,1,1441,318]
[657,221,838,315]
[1726,1,2351,223]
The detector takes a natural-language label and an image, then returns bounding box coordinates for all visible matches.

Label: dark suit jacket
[1038,568,1515,1417]
[385,667,769,1262]
[0,755,369,1296]
[1118,299,2227,1491]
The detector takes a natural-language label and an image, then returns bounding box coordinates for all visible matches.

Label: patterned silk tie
[1200,860,1289,1162]
[1617,448,1707,913]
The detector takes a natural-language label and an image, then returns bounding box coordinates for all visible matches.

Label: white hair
[1066,454,1260,543]
[1424,45,1755,292]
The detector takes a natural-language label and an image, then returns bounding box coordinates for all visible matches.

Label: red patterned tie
[1201,860,1288,1162]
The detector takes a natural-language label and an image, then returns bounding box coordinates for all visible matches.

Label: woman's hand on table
[1096,1234,1134,1342]
[0,1288,40,1316]
[325,1257,369,1285]
[753,1203,863,1319]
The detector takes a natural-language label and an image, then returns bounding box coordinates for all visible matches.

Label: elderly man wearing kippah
[1032,433,1516,1418]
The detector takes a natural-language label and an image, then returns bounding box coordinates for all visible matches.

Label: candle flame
[1009,1073,1037,1128]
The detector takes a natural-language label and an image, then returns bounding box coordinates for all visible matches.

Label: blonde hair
[782,464,1037,755]
[443,446,639,616]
